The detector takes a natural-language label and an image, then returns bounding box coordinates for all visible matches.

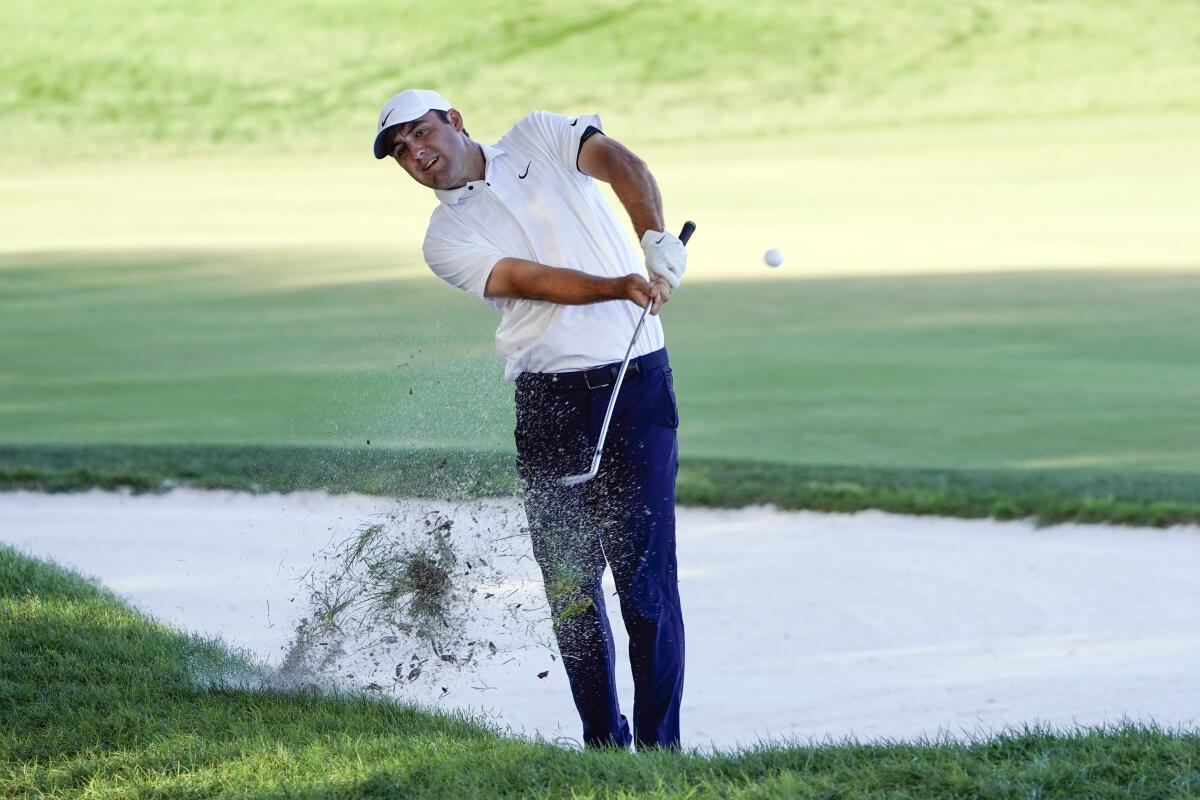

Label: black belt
[520,348,669,391]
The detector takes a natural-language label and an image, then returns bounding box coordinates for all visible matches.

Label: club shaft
[587,298,654,473]
[561,220,695,486]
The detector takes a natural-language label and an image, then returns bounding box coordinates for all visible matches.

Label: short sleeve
[511,111,603,175]
[422,234,506,312]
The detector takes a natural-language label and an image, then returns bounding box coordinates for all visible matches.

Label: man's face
[384,109,471,190]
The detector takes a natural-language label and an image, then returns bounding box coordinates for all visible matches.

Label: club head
[558,471,596,487]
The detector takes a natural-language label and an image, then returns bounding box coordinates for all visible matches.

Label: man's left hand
[640,229,687,289]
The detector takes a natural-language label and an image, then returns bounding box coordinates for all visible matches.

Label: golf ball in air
[764,248,783,268]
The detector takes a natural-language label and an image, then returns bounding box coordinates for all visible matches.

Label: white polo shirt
[421,111,665,381]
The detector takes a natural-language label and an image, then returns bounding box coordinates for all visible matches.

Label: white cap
[373,89,452,159]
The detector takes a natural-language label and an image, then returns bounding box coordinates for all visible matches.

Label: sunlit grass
[3,0,1199,162]
[4,117,1199,275]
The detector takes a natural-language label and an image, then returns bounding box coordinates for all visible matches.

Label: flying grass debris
[280,500,559,697]
[311,517,459,649]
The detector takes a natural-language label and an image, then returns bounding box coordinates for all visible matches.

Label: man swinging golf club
[374,89,689,750]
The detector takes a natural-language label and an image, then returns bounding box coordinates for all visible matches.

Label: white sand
[3,489,1198,751]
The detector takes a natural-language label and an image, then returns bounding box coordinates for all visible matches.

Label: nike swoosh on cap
[519,161,531,179]
[570,118,578,126]
[381,108,395,128]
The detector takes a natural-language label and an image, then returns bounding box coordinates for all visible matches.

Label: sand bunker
[3,489,1199,751]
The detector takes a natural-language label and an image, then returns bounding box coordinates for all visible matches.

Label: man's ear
[447,108,466,132]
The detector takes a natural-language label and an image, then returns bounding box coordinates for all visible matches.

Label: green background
[2,0,1199,520]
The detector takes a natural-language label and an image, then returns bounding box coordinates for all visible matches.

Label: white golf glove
[640,229,687,289]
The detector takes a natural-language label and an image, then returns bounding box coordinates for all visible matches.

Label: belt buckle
[583,361,640,390]
[583,368,611,390]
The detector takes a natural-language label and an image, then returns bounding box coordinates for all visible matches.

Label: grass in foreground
[3,547,1198,799]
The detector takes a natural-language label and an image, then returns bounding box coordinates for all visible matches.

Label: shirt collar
[434,142,505,206]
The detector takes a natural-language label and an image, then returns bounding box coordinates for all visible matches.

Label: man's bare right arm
[485,257,670,314]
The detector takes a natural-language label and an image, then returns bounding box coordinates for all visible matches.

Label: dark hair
[432,109,468,138]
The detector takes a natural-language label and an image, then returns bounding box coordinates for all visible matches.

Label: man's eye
[416,128,427,137]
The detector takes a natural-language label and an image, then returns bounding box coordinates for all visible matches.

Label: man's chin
[407,169,444,191]
[409,165,462,192]
[429,173,460,191]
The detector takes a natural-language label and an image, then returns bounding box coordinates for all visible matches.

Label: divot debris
[275,497,561,701]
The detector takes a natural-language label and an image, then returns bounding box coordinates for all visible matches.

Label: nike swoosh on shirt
[518,161,531,179]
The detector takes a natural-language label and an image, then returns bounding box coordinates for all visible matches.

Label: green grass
[4,546,1198,798]
[4,444,1200,527]
[2,248,1200,523]
[3,0,1200,161]
[3,1,1200,523]
[4,250,1200,472]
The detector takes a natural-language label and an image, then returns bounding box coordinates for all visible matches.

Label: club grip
[678,221,696,245]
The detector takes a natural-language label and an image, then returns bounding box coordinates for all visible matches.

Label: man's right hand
[484,256,671,314]
[623,274,671,316]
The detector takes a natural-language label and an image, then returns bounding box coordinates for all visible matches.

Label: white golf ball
[764,248,783,268]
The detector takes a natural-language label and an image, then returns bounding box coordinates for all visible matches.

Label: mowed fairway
[3,243,1199,477]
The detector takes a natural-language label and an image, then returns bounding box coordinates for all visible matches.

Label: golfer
[374,89,686,750]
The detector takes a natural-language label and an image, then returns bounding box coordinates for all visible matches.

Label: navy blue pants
[514,348,684,750]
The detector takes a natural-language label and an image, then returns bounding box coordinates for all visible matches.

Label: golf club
[560,220,695,487]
